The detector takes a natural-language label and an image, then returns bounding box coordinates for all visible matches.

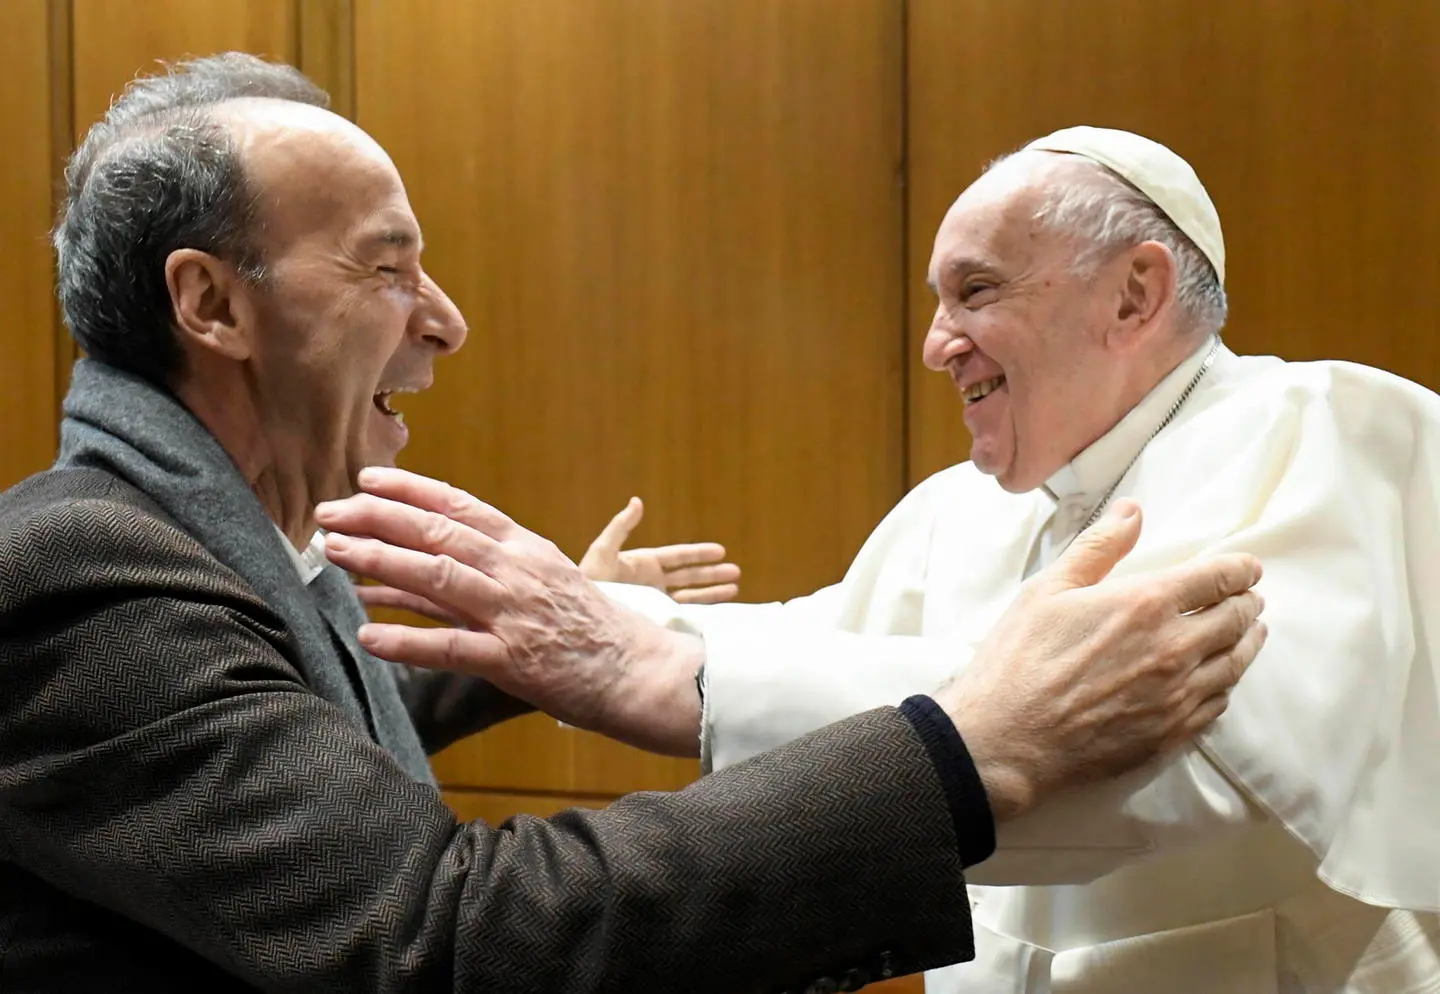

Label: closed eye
[957,282,1002,309]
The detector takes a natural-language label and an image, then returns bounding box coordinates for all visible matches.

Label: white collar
[274,525,329,586]
[1042,336,1219,503]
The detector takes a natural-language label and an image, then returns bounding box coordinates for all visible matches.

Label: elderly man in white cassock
[595,126,1440,992]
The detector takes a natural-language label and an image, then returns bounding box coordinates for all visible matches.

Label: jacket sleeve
[387,663,536,753]
[0,495,978,994]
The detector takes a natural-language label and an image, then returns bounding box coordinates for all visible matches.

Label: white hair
[989,154,1229,337]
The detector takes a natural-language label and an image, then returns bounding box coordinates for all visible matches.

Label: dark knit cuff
[898,694,997,868]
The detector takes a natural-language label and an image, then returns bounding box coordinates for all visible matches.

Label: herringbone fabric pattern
[0,468,975,992]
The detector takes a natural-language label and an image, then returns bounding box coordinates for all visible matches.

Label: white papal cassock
[602,339,1440,993]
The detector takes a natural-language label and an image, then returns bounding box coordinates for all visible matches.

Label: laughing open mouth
[962,376,1006,404]
[373,386,418,418]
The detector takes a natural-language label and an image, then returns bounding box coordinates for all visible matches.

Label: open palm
[579,497,741,604]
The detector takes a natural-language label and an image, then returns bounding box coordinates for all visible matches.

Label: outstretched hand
[579,497,741,604]
[318,468,707,755]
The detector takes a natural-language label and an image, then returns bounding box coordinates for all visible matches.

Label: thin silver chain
[1077,336,1222,534]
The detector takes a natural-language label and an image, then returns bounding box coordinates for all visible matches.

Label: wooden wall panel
[71,0,297,137]
[354,0,906,795]
[0,0,65,489]
[297,0,354,120]
[906,0,1440,485]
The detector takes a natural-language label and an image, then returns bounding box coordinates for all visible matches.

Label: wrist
[938,691,1038,822]
[601,623,707,758]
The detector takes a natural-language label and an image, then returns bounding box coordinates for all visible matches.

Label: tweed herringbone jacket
[0,467,978,992]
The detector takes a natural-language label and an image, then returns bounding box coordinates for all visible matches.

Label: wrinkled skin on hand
[936,499,1267,820]
[319,468,705,755]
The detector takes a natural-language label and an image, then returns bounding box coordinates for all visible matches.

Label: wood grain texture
[297,0,353,120]
[0,0,64,489]
[906,0,1440,484]
[70,0,297,139]
[354,0,906,794]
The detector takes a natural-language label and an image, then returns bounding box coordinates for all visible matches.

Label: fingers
[1184,617,1269,701]
[672,583,740,605]
[661,562,742,589]
[1172,691,1232,747]
[324,466,519,540]
[356,622,510,676]
[1161,552,1264,615]
[317,492,501,570]
[355,584,461,625]
[1175,587,1265,665]
[324,532,505,619]
[1044,500,1142,590]
[589,498,644,558]
[652,542,727,569]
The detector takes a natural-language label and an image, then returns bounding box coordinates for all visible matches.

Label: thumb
[589,497,644,556]
[1044,499,1142,591]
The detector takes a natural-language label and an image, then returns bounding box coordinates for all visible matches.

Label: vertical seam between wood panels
[897,0,912,496]
[49,0,76,443]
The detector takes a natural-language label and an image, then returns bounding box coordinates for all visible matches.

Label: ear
[164,248,255,362]
[1108,241,1176,351]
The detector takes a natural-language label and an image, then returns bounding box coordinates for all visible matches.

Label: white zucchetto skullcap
[1022,126,1225,284]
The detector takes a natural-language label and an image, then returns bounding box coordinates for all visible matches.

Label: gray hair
[54,53,329,386]
[990,153,1228,337]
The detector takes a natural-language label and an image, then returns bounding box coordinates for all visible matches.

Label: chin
[970,445,1007,483]
[975,455,1034,494]
[994,474,1036,494]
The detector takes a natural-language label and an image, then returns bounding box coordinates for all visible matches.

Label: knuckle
[431,553,460,592]
[1226,646,1247,682]
[420,510,453,549]
[442,484,473,517]
[1226,597,1252,640]
[441,627,464,669]
[1240,589,1263,622]
[1156,648,1187,680]
[1133,588,1167,626]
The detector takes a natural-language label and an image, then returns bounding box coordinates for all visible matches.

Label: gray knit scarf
[57,358,435,784]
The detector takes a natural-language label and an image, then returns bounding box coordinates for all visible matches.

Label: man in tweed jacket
[0,54,1265,992]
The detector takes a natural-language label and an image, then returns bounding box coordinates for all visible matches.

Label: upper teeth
[375,386,417,415]
[963,377,1004,403]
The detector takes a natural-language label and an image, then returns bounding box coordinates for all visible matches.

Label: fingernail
[326,533,351,552]
[1119,503,1139,519]
[357,467,380,488]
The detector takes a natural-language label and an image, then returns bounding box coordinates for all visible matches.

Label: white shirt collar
[1042,335,1219,504]
[274,525,329,586]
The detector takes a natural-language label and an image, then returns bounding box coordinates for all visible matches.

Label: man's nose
[921,308,974,371]
[411,273,468,354]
